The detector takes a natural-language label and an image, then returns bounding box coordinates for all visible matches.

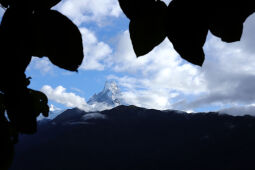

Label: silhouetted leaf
[29,89,49,117]
[129,0,167,57]
[0,9,33,111]
[166,0,208,66]
[1,0,61,10]
[0,0,9,8]
[118,0,156,20]
[33,10,84,71]
[208,1,255,42]
[3,88,48,135]
[5,89,38,134]
[209,9,243,42]
[0,8,34,93]
[33,0,61,10]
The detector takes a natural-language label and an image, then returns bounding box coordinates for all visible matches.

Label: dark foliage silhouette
[119,0,255,66]
[0,0,83,169]
[10,106,255,170]
[0,0,255,169]
[128,0,167,56]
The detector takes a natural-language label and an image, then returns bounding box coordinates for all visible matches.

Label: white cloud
[166,13,255,112]
[240,14,255,55]
[28,1,255,116]
[49,104,61,112]
[29,31,111,73]
[105,12,255,114]
[41,85,115,112]
[41,85,88,109]
[219,104,255,116]
[71,87,83,94]
[82,112,106,121]
[79,27,112,70]
[86,102,113,112]
[120,90,172,110]
[55,0,122,25]
[107,30,206,110]
[179,34,255,110]
[38,13,255,114]
[55,0,171,26]
[110,31,205,94]
[28,57,53,74]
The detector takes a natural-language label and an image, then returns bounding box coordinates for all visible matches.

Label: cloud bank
[103,13,255,115]
[55,0,122,25]
[79,27,112,70]
[41,85,113,112]
[23,0,255,115]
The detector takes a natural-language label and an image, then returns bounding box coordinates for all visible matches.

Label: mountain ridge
[11,105,255,170]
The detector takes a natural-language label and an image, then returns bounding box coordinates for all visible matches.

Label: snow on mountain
[87,81,121,107]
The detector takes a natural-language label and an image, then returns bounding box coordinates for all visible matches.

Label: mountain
[87,81,121,107]
[51,107,86,124]
[37,81,121,121]
[10,106,255,170]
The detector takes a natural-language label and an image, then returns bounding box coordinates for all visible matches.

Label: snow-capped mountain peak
[87,81,121,107]
[103,81,118,94]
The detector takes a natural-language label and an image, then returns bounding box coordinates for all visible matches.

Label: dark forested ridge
[10,105,255,170]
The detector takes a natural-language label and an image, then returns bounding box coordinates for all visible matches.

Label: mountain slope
[10,106,255,170]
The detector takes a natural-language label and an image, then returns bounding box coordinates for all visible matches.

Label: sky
[2,0,255,116]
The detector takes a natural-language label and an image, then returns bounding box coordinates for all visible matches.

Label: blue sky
[2,0,255,116]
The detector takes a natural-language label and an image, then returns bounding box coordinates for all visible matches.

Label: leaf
[0,0,9,8]
[4,88,48,134]
[208,1,255,42]
[29,89,49,117]
[5,88,38,134]
[32,0,61,10]
[129,0,167,57]
[1,0,61,10]
[0,7,34,84]
[32,10,84,71]
[166,0,208,66]
[118,0,156,19]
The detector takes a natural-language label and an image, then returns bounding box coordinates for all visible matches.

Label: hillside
[10,105,255,170]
